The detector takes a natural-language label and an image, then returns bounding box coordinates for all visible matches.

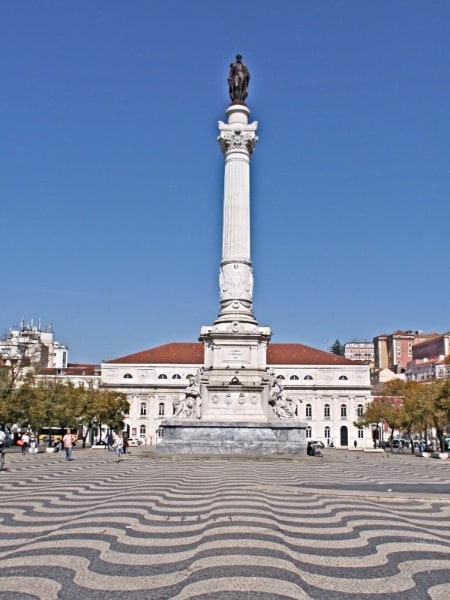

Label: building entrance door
[340,425,348,447]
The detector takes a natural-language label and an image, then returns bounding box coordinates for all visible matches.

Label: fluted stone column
[215,104,258,326]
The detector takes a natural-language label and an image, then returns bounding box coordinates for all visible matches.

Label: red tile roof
[267,343,355,365]
[106,343,204,365]
[106,342,355,366]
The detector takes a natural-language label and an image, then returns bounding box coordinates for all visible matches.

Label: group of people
[17,431,38,455]
[0,427,128,465]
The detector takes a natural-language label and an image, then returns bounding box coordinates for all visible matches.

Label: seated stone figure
[173,372,202,419]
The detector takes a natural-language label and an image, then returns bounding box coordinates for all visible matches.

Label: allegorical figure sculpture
[228,54,250,103]
[268,372,300,419]
[173,370,203,419]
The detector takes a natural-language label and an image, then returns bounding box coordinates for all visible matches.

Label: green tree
[330,339,344,356]
[356,385,407,450]
[92,389,129,434]
[0,357,28,425]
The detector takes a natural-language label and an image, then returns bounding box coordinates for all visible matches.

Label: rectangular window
[358,429,364,439]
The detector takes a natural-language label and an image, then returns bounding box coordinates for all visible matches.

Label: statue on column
[228,54,250,104]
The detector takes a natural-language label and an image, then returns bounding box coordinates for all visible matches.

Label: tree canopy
[356,378,450,452]
[330,339,344,356]
[0,366,129,439]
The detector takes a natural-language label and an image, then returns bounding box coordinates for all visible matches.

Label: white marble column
[215,104,258,325]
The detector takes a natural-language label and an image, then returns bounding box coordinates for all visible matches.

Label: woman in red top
[62,429,74,461]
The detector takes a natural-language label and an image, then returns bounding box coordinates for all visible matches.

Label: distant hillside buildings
[0,320,68,370]
[343,330,450,382]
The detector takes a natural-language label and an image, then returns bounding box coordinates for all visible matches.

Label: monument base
[156,420,307,455]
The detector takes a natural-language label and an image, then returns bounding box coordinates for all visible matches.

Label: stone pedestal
[157,420,306,455]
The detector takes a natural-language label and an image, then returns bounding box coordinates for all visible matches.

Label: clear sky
[1,0,449,363]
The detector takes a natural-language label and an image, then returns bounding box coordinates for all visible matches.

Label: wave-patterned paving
[0,451,449,599]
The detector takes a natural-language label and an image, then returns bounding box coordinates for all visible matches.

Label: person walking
[0,428,6,470]
[62,429,74,461]
[107,431,114,451]
[29,431,37,454]
[113,432,123,462]
[21,432,30,455]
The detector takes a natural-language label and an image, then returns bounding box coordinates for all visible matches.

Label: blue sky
[1,0,449,363]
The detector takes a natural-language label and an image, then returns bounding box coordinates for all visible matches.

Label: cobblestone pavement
[0,448,449,599]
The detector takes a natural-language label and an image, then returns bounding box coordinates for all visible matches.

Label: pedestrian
[354,440,357,449]
[62,429,74,461]
[21,432,29,455]
[107,431,114,451]
[113,432,123,462]
[29,431,37,454]
[0,428,6,470]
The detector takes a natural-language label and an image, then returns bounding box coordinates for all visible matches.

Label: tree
[431,379,450,451]
[74,387,129,446]
[0,357,26,423]
[92,389,129,434]
[356,395,405,449]
[362,379,450,453]
[330,339,344,356]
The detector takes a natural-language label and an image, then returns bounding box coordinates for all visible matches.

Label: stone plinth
[156,420,306,455]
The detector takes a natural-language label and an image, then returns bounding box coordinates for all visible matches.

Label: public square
[0,447,449,599]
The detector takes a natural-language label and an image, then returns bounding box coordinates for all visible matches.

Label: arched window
[139,424,146,438]
[186,374,194,380]
[158,374,167,379]
[172,374,181,379]
[306,426,312,439]
[324,426,330,439]
[277,375,285,380]
[305,404,312,418]
[340,404,347,418]
[140,402,147,416]
[123,373,133,379]
[290,375,299,380]
[158,402,165,416]
[339,375,348,381]
[324,404,330,418]
[357,404,364,417]
[304,375,313,381]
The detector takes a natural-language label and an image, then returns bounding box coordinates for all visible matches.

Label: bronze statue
[228,54,250,104]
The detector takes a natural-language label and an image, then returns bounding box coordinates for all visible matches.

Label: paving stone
[0,448,449,599]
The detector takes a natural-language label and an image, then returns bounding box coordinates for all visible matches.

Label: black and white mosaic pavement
[0,448,449,599]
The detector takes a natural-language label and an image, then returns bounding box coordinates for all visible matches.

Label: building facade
[343,340,374,365]
[406,332,450,381]
[373,330,436,374]
[102,342,372,449]
[0,321,68,370]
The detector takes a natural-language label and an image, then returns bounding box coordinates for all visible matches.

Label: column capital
[218,122,258,156]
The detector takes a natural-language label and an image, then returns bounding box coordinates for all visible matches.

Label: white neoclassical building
[101,342,372,448]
